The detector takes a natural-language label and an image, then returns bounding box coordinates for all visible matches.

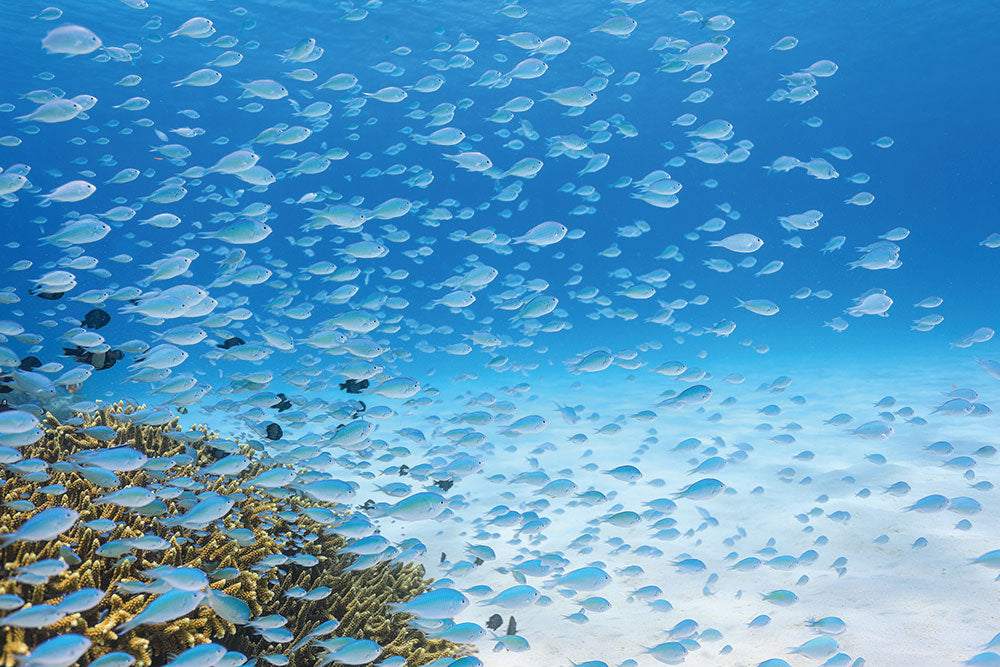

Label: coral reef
[0,403,460,666]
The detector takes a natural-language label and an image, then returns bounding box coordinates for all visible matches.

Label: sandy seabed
[197,359,1000,666]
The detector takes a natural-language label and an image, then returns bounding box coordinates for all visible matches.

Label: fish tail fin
[115,619,137,634]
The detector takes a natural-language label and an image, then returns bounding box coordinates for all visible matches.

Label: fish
[0,507,79,547]
[216,337,246,350]
[0,4,988,666]
[80,309,111,330]
[0,604,65,628]
[387,588,469,619]
[115,590,205,634]
[339,379,369,394]
[18,633,91,667]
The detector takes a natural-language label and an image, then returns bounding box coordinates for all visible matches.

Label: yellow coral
[0,406,464,667]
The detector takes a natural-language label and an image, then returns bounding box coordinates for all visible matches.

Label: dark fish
[265,423,283,440]
[177,407,188,414]
[397,464,410,477]
[62,347,124,371]
[440,552,446,564]
[273,401,292,412]
[271,393,292,412]
[96,352,125,371]
[433,479,454,492]
[19,356,42,371]
[81,309,110,330]
[339,378,369,394]
[0,400,12,412]
[506,616,517,636]
[360,499,376,511]
[217,336,245,350]
[34,291,64,300]
[474,557,484,566]
[485,614,503,631]
[350,400,367,419]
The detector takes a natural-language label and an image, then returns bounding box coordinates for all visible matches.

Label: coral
[0,404,462,667]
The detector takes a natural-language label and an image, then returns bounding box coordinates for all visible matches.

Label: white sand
[197,358,1000,666]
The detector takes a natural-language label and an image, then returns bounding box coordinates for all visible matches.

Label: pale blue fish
[0,507,78,547]
[19,633,91,667]
[387,588,469,619]
[115,590,205,634]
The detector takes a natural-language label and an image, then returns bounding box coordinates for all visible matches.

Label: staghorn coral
[0,404,463,667]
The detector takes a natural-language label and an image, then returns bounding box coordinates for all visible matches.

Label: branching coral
[0,404,462,667]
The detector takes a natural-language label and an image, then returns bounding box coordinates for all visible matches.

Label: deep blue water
[2,0,998,380]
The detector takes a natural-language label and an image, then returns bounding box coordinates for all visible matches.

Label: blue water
[2,0,1000,664]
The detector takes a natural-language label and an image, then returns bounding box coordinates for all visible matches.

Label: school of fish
[0,1,998,666]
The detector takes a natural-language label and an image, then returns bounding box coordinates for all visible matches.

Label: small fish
[57,588,105,613]
[20,633,91,667]
[339,378,369,394]
[0,594,24,610]
[116,590,205,634]
[432,479,454,492]
[216,336,246,350]
[0,604,65,628]
[81,308,110,330]
[477,585,540,609]
[387,588,469,619]
[0,507,79,547]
